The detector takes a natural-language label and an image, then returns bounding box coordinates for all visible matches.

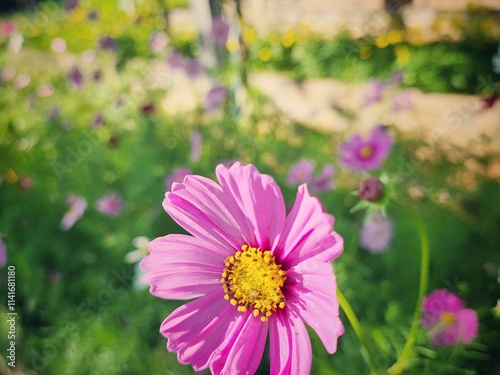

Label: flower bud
[358,176,383,202]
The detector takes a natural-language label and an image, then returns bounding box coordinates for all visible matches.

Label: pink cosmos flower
[0,21,16,38]
[310,164,335,194]
[60,194,87,230]
[141,163,344,374]
[287,159,335,194]
[167,50,185,70]
[360,211,393,253]
[391,91,414,112]
[164,167,192,191]
[211,17,230,46]
[184,58,204,79]
[340,125,393,172]
[96,193,123,216]
[422,289,478,347]
[361,79,384,107]
[190,131,202,162]
[0,236,6,268]
[150,31,169,54]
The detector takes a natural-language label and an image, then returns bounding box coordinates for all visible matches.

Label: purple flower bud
[358,176,383,202]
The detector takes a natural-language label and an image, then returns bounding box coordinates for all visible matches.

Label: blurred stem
[387,203,430,374]
[336,289,379,372]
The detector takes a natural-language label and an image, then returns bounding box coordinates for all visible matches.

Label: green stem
[336,288,379,371]
[388,203,430,374]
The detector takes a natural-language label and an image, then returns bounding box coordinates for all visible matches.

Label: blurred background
[0,0,499,374]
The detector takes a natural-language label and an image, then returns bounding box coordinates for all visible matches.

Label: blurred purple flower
[164,167,192,191]
[286,158,315,186]
[0,236,6,268]
[150,31,169,54]
[65,0,79,12]
[98,35,118,53]
[388,71,403,86]
[360,211,393,253]
[422,289,478,347]
[91,113,103,128]
[204,85,228,113]
[211,17,230,46]
[68,66,84,88]
[167,50,185,69]
[46,106,60,122]
[184,58,203,79]
[87,9,99,20]
[92,69,102,82]
[310,164,335,193]
[361,79,384,107]
[392,91,414,112]
[190,131,202,162]
[339,125,393,172]
[60,194,87,230]
[140,103,156,115]
[96,193,123,216]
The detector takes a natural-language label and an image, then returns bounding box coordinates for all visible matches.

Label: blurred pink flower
[0,236,6,268]
[87,9,99,20]
[204,85,228,113]
[0,21,16,38]
[150,31,169,54]
[164,167,192,191]
[14,74,30,89]
[211,17,230,46]
[141,162,344,373]
[60,194,87,230]
[167,50,185,69]
[140,103,156,115]
[184,58,203,79]
[96,193,123,216]
[98,35,117,52]
[91,113,104,128]
[311,164,335,193]
[361,79,384,107]
[190,131,202,162]
[388,71,403,86]
[422,289,478,347]
[37,83,55,97]
[481,92,498,110]
[19,176,33,191]
[51,37,67,53]
[340,125,393,172]
[360,211,393,253]
[68,66,84,88]
[392,91,414,112]
[287,159,335,194]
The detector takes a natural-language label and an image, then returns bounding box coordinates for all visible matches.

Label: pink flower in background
[287,159,335,194]
[190,131,202,162]
[150,31,169,54]
[91,113,104,128]
[286,159,315,186]
[481,92,498,110]
[37,83,55,97]
[204,85,228,113]
[60,194,87,230]
[422,289,478,347]
[96,193,123,216]
[388,71,403,86]
[164,167,192,191]
[211,17,230,46]
[340,125,393,172]
[51,37,67,53]
[68,66,84,88]
[142,163,344,374]
[358,176,384,202]
[184,58,203,79]
[0,236,6,268]
[361,79,384,107]
[360,211,393,253]
[19,176,33,191]
[14,74,30,89]
[140,103,156,115]
[167,50,185,69]
[0,21,16,38]
[392,91,414,112]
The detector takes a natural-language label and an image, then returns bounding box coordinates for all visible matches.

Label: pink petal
[286,260,344,353]
[269,310,312,375]
[141,234,224,300]
[455,309,478,344]
[161,293,239,370]
[275,184,343,263]
[216,162,286,250]
[210,313,268,374]
[164,174,248,254]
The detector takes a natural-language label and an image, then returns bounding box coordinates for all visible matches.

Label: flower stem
[336,288,379,371]
[387,203,430,374]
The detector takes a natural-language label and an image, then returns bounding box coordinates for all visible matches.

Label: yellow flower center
[360,145,373,158]
[221,245,286,321]
[440,311,456,326]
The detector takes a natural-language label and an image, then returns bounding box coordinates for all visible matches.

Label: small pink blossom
[184,58,203,79]
[422,289,478,347]
[37,83,55,97]
[392,91,414,112]
[204,85,228,113]
[68,66,84,88]
[60,194,87,230]
[51,37,67,53]
[98,35,117,52]
[360,211,393,253]
[340,125,393,172]
[167,50,185,69]
[96,193,123,216]
[287,159,335,194]
[361,79,384,107]
[0,21,16,38]
[0,236,6,268]
[150,31,169,54]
